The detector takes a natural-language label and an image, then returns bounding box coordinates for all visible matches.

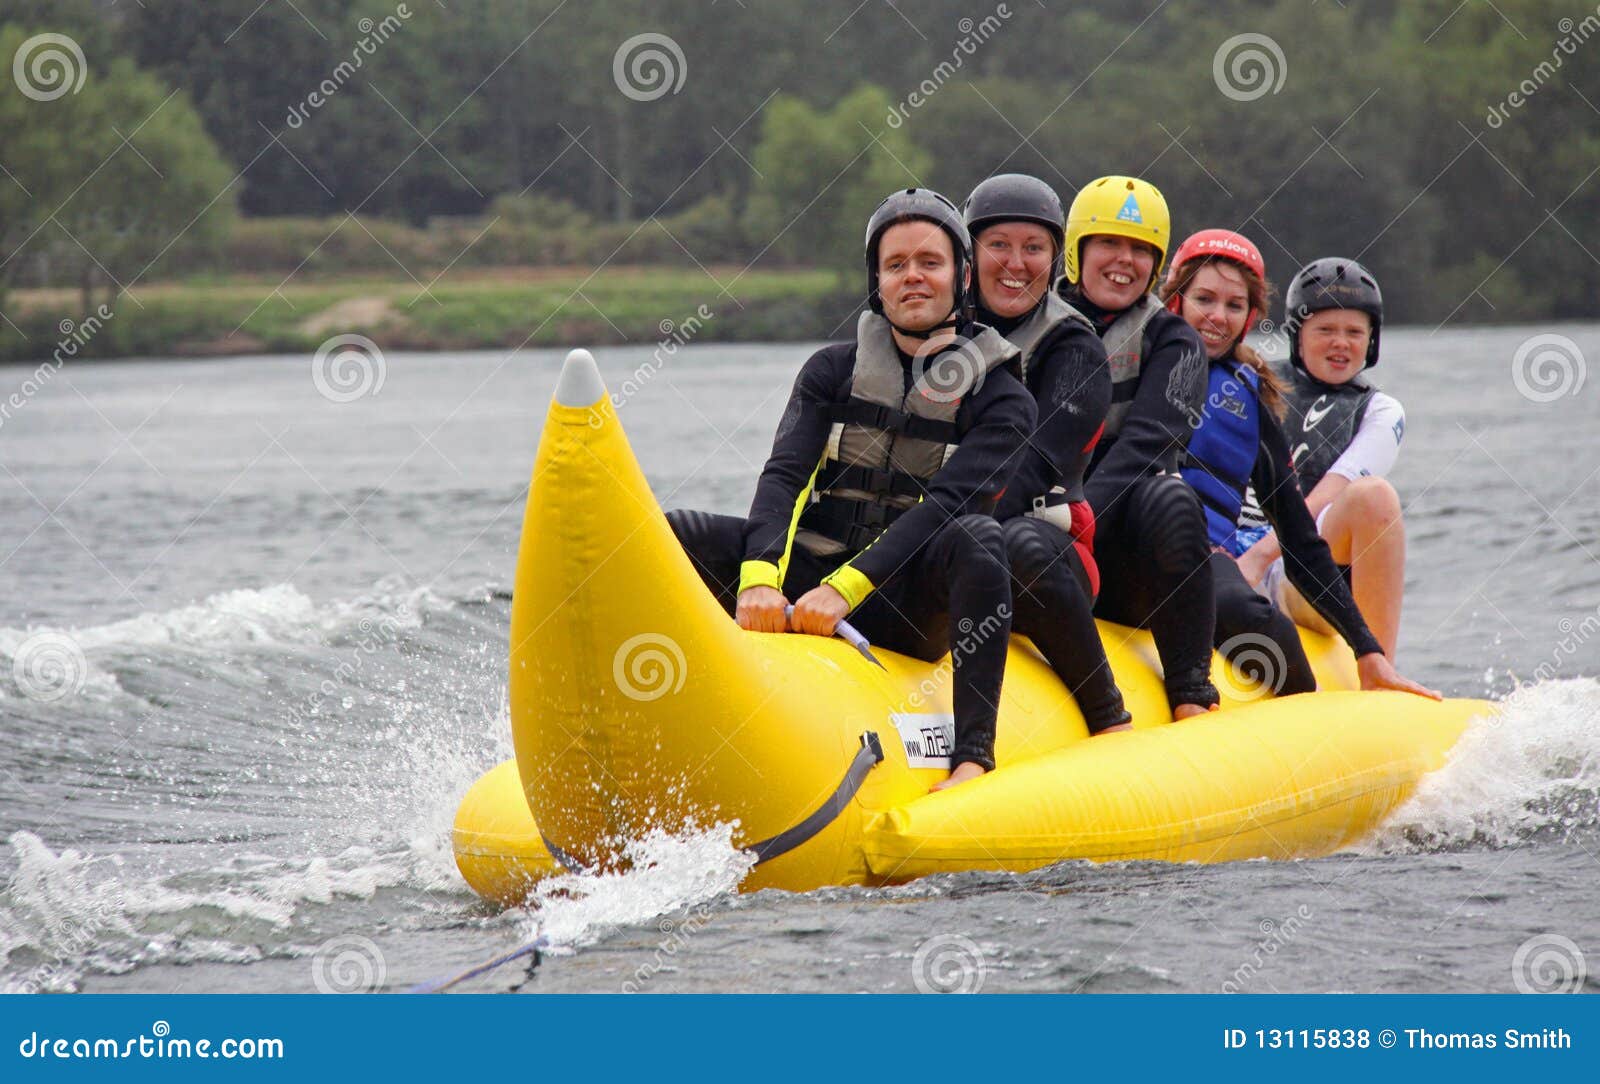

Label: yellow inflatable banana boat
[451,349,1493,904]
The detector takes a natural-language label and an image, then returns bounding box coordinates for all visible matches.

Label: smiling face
[1178,262,1252,361]
[974,221,1055,320]
[1298,308,1372,384]
[877,220,959,332]
[1079,234,1157,311]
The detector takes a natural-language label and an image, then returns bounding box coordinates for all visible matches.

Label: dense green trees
[2,0,1595,322]
[0,19,232,313]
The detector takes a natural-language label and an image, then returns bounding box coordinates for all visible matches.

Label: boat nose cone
[555,348,606,407]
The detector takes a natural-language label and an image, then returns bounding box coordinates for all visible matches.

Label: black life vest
[1279,362,1376,491]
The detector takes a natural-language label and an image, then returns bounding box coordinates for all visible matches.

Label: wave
[1374,677,1600,851]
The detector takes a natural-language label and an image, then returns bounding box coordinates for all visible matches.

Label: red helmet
[1164,229,1267,340]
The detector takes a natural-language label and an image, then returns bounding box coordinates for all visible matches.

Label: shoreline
[0,266,861,364]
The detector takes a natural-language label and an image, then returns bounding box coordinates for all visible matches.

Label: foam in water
[0,832,416,992]
[0,580,442,702]
[515,823,757,957]
[1375,678,1600,850]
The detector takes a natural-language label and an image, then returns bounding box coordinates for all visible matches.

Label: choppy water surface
[1,327,1597,994]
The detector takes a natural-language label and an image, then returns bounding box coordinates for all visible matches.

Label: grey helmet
[1284,257,1383,371]
[865,188,973,328]
[963,173,1066,279]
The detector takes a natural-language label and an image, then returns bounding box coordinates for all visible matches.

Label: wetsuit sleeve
[1324,392,1404,482]
[823,367,1036,608]
[738,346,847,592]
[994,323,1110,520]
[1084,312,1206,517]
[1254,411,1384,658]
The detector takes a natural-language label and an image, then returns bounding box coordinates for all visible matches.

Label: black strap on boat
[538,731,885,874]
[746,731,884,866]
[540,833,588,874]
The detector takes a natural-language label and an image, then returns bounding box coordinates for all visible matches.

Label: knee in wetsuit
[1211,554,1317,697]
[664,508,745,613]
[944,514,1009,587]
[1003,516,1071,594]
[1127,473,1209,575]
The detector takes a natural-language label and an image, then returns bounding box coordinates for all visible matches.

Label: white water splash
[0,832,412,992]
[1375,678,1600,850]
[517,823,756,955]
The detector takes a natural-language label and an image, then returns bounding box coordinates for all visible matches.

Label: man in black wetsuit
[666,189,1037,790]
[962,174,1132,735]
[1059,175,1220,719]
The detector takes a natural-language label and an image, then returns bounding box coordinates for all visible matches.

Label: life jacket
[1180,358,1260,551]
[1279,362,1376,491]
[1000,288,1096,383]
[795,312,1017,555]
[1005,290,1103,594]
[1098,294,1164,439]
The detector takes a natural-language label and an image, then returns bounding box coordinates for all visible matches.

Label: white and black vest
[1279,362,1376,491]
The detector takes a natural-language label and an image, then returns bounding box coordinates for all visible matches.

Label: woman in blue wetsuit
[1158,229,1436,699]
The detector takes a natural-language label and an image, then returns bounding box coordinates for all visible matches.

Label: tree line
[3,0,1596,325]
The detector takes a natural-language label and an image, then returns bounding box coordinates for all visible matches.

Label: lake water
[1,324,1597,993]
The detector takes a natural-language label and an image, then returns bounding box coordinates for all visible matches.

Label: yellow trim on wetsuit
[738,459,825,596]
[820,565,875,611]
[738,560,782,594]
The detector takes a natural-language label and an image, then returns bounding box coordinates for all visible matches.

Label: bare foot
[930,760,987,792]
[1172,703,1219,722]
[1097,722,1133,734]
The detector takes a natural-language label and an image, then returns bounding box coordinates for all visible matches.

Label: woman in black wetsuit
[1159,228,1437,700]
[1058,175,1219,720]
[962,174,1132,735]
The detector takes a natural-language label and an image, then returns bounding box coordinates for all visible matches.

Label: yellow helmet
[1063,175,1171,292]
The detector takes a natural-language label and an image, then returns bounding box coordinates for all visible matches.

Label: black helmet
[865,188,972,326]
[1284,257,1383,371]
[963,173,1065,278]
